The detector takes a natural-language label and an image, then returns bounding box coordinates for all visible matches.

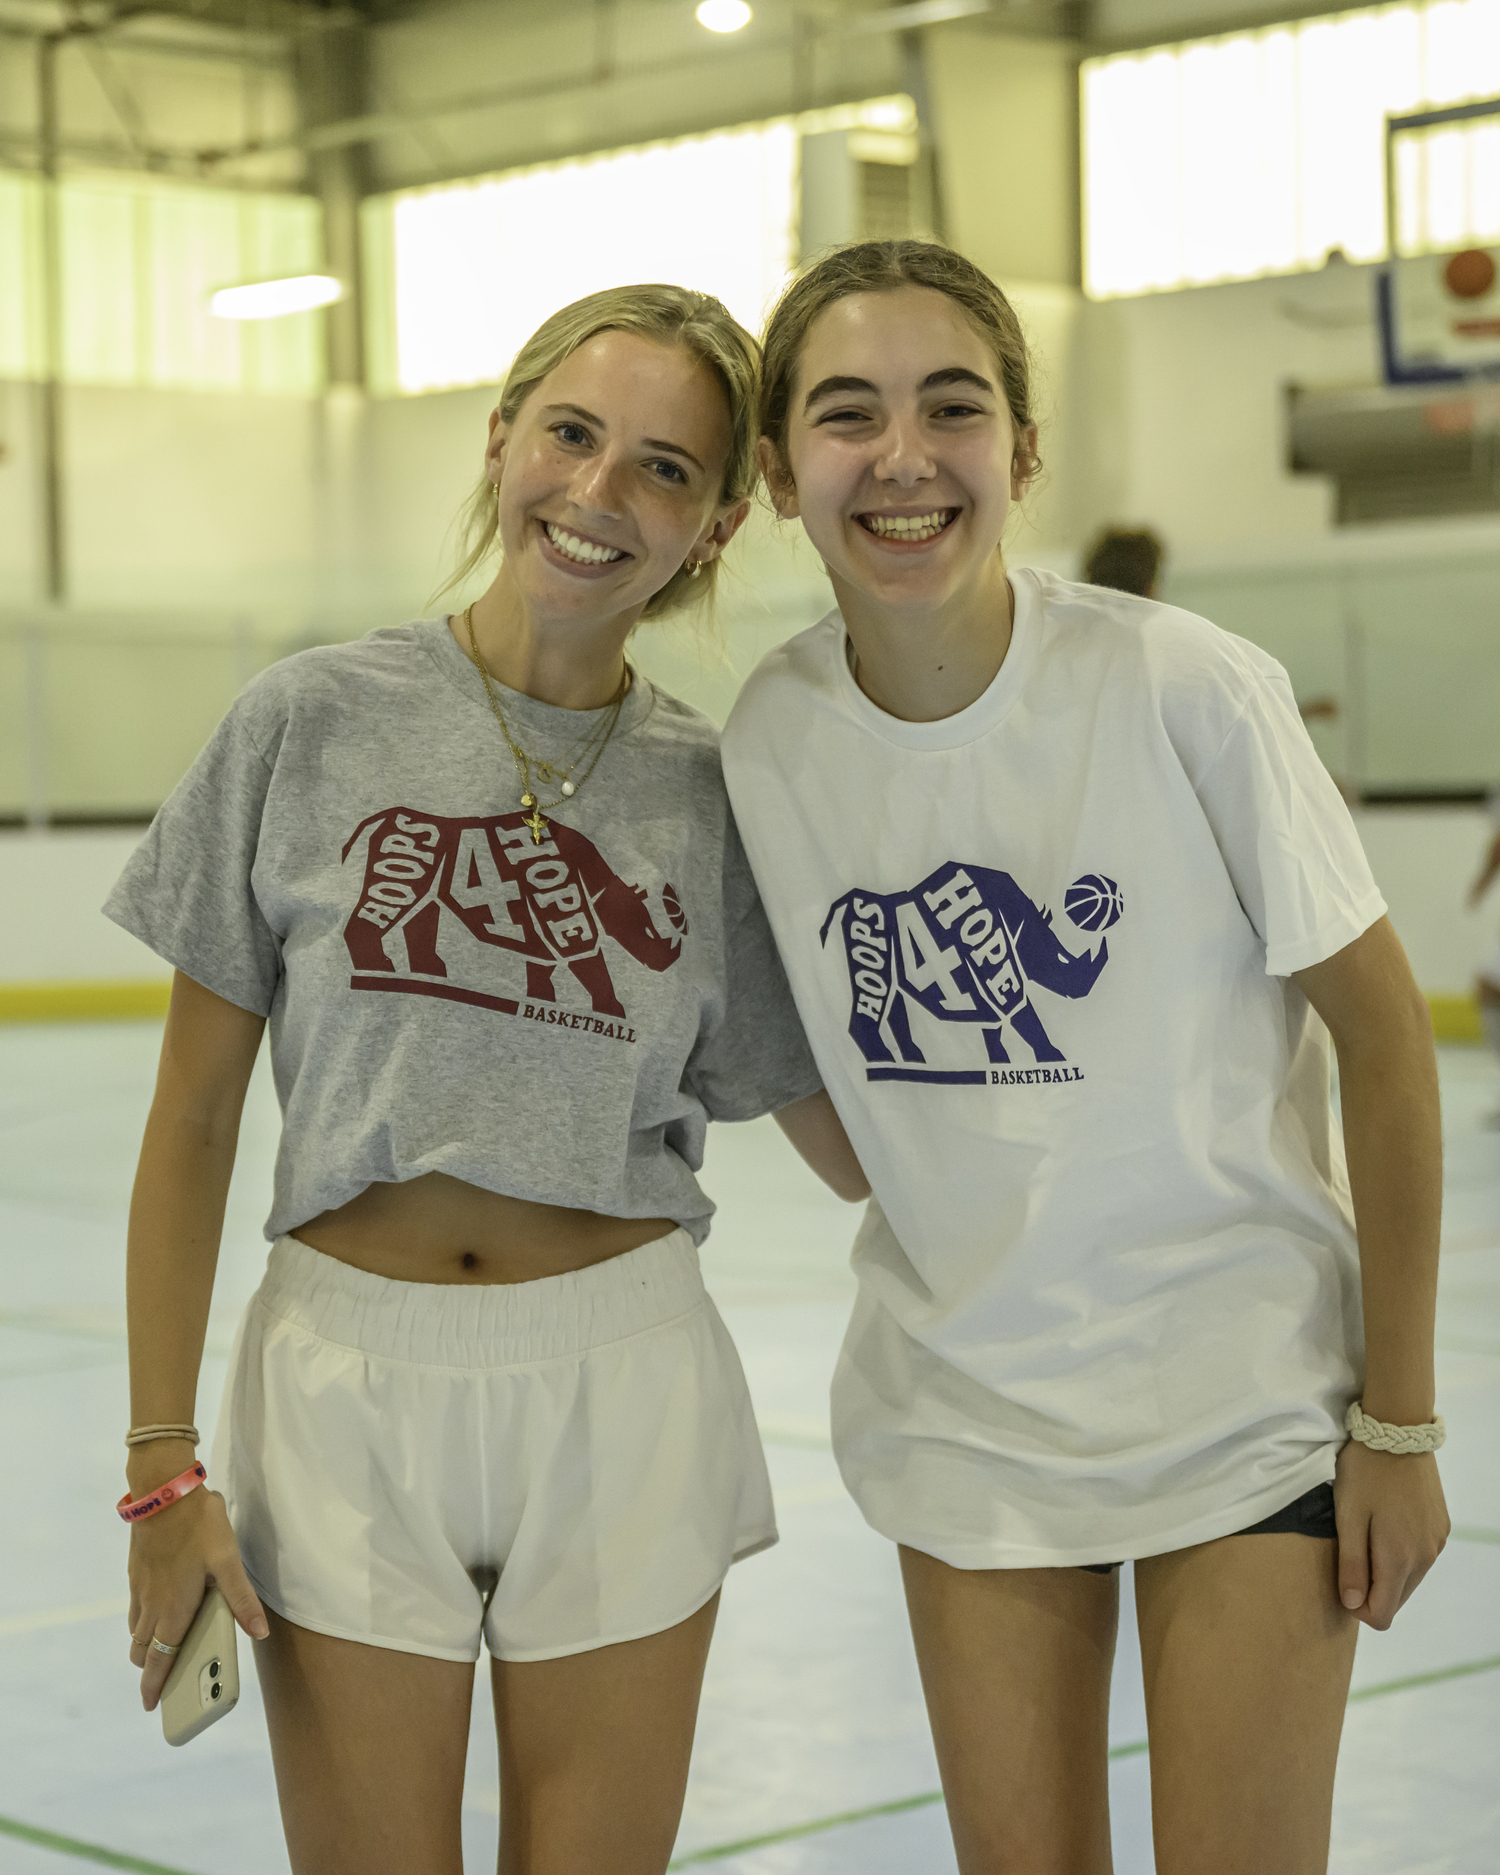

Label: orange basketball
[1444,248,1496,300]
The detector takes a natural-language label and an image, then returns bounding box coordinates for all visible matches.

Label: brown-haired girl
[108,283,866,1875]
[722,240,1449,1874]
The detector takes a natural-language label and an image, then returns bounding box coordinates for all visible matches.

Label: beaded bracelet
[116,1463,208,1524]
[1345,1399,1446,1455]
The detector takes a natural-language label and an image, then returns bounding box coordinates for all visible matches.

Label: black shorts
[1078,1481,1336,1574]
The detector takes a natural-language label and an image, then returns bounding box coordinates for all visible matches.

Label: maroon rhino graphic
[342,807,686,1017]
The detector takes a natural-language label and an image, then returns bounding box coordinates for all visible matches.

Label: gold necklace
[463,606,629,844]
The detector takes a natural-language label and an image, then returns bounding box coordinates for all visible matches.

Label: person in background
[1468,787,1500,1114]
[1082,525,1163,598]
[107,283,866,1875]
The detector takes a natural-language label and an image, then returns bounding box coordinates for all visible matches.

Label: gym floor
[1,1022,1496,1874]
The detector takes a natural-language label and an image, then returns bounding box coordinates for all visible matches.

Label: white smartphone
[160,1588,240,1747]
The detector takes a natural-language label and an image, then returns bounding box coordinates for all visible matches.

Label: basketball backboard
[1380,96,1500,385]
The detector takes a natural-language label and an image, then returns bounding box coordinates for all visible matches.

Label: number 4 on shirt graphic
[820,862,1121,1083]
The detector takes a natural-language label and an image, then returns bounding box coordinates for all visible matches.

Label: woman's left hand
[1333,1438,1450,1630]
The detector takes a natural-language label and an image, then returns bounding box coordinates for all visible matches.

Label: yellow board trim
[0,979,172,1024]
[0,982,1486,1040]
[1428,994,1483,1043]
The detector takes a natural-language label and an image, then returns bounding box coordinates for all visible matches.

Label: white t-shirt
[721,568,1387,1563]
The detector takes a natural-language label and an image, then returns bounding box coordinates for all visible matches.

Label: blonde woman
[110,285,867,1875]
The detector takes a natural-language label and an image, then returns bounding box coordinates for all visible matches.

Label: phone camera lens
[211,1682,222,1700]
[208,1661,219,1679]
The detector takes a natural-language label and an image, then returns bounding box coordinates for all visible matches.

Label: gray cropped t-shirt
[105,619,821,1245]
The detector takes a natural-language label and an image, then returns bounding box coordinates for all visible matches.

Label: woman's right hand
[126,1445,269,1712]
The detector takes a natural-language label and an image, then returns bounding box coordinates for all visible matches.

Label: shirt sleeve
[685,807,823,1122]
[102,705,283,1016]
[1191,664,1386,977]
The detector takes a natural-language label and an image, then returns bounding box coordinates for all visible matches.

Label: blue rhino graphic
[820,862,1117,1083]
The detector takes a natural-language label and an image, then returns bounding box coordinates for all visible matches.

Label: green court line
[669,1740,1149,1868]
[7,1654,1499,1873]
[668,1789,946,1866]
[0,1815,203,1875]
[1346,1650,1500,1704]
[667,1651,1500,1866]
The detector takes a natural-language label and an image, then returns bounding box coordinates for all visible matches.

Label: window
[1082,0,1500,297]
[1393,101,1500,251]
[0,171,324,393]
[363,98,914,397]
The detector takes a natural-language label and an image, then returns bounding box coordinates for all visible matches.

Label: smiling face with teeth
[764,287,1036,714]
[467,329,749,703]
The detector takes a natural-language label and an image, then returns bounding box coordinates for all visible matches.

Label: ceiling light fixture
[695,1,752,33]
[209,275,344,320]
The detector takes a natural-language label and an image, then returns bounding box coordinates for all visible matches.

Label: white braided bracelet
[1345,1399,1445,1454]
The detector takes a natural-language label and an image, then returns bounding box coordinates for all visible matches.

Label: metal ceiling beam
[0,125,304,181]
[835,0,995,34]
[1080,0,1381,55]
[0,7,290,63]
[36,30,66,602]
[0,0,315,37]
[196,0,1071,172]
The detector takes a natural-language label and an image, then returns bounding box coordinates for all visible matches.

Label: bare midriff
[294,1171,678,1285]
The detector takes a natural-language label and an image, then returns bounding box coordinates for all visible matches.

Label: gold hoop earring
[684,558,703,578]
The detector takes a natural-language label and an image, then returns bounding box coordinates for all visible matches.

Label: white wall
[6,807,1495,1000]
[926,30,1079,290]
[1356,808,1497,996]
[1072,267,1378,553]
[1163,519,1500,792]
[1,830,169,985]
[0,375,838,818]
[0,22,1405,613]
[3,9,1494,820]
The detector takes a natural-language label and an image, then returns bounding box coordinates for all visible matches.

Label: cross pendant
[525,807,548,844]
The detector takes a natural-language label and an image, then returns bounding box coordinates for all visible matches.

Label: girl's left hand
[1333,1439,1450,1630]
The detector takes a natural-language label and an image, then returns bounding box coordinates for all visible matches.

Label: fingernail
[1342,1589,1362,1608]
[252,1619,269,1639]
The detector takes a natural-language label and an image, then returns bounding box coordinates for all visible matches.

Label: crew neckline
[829,566,1041,751]
[417,615,657,744]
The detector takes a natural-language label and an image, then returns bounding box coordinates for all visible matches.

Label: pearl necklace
[463,605,629,845]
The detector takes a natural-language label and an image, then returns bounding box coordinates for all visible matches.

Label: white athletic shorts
[211,1230,776,1663]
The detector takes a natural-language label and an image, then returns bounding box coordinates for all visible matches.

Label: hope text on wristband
[117,1463,208,1524]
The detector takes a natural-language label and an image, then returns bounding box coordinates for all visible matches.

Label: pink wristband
[117,1462,208,1524]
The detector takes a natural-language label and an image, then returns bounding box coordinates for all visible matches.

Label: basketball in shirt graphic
[341,807,685,1029]
[820,862,1120,1085]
